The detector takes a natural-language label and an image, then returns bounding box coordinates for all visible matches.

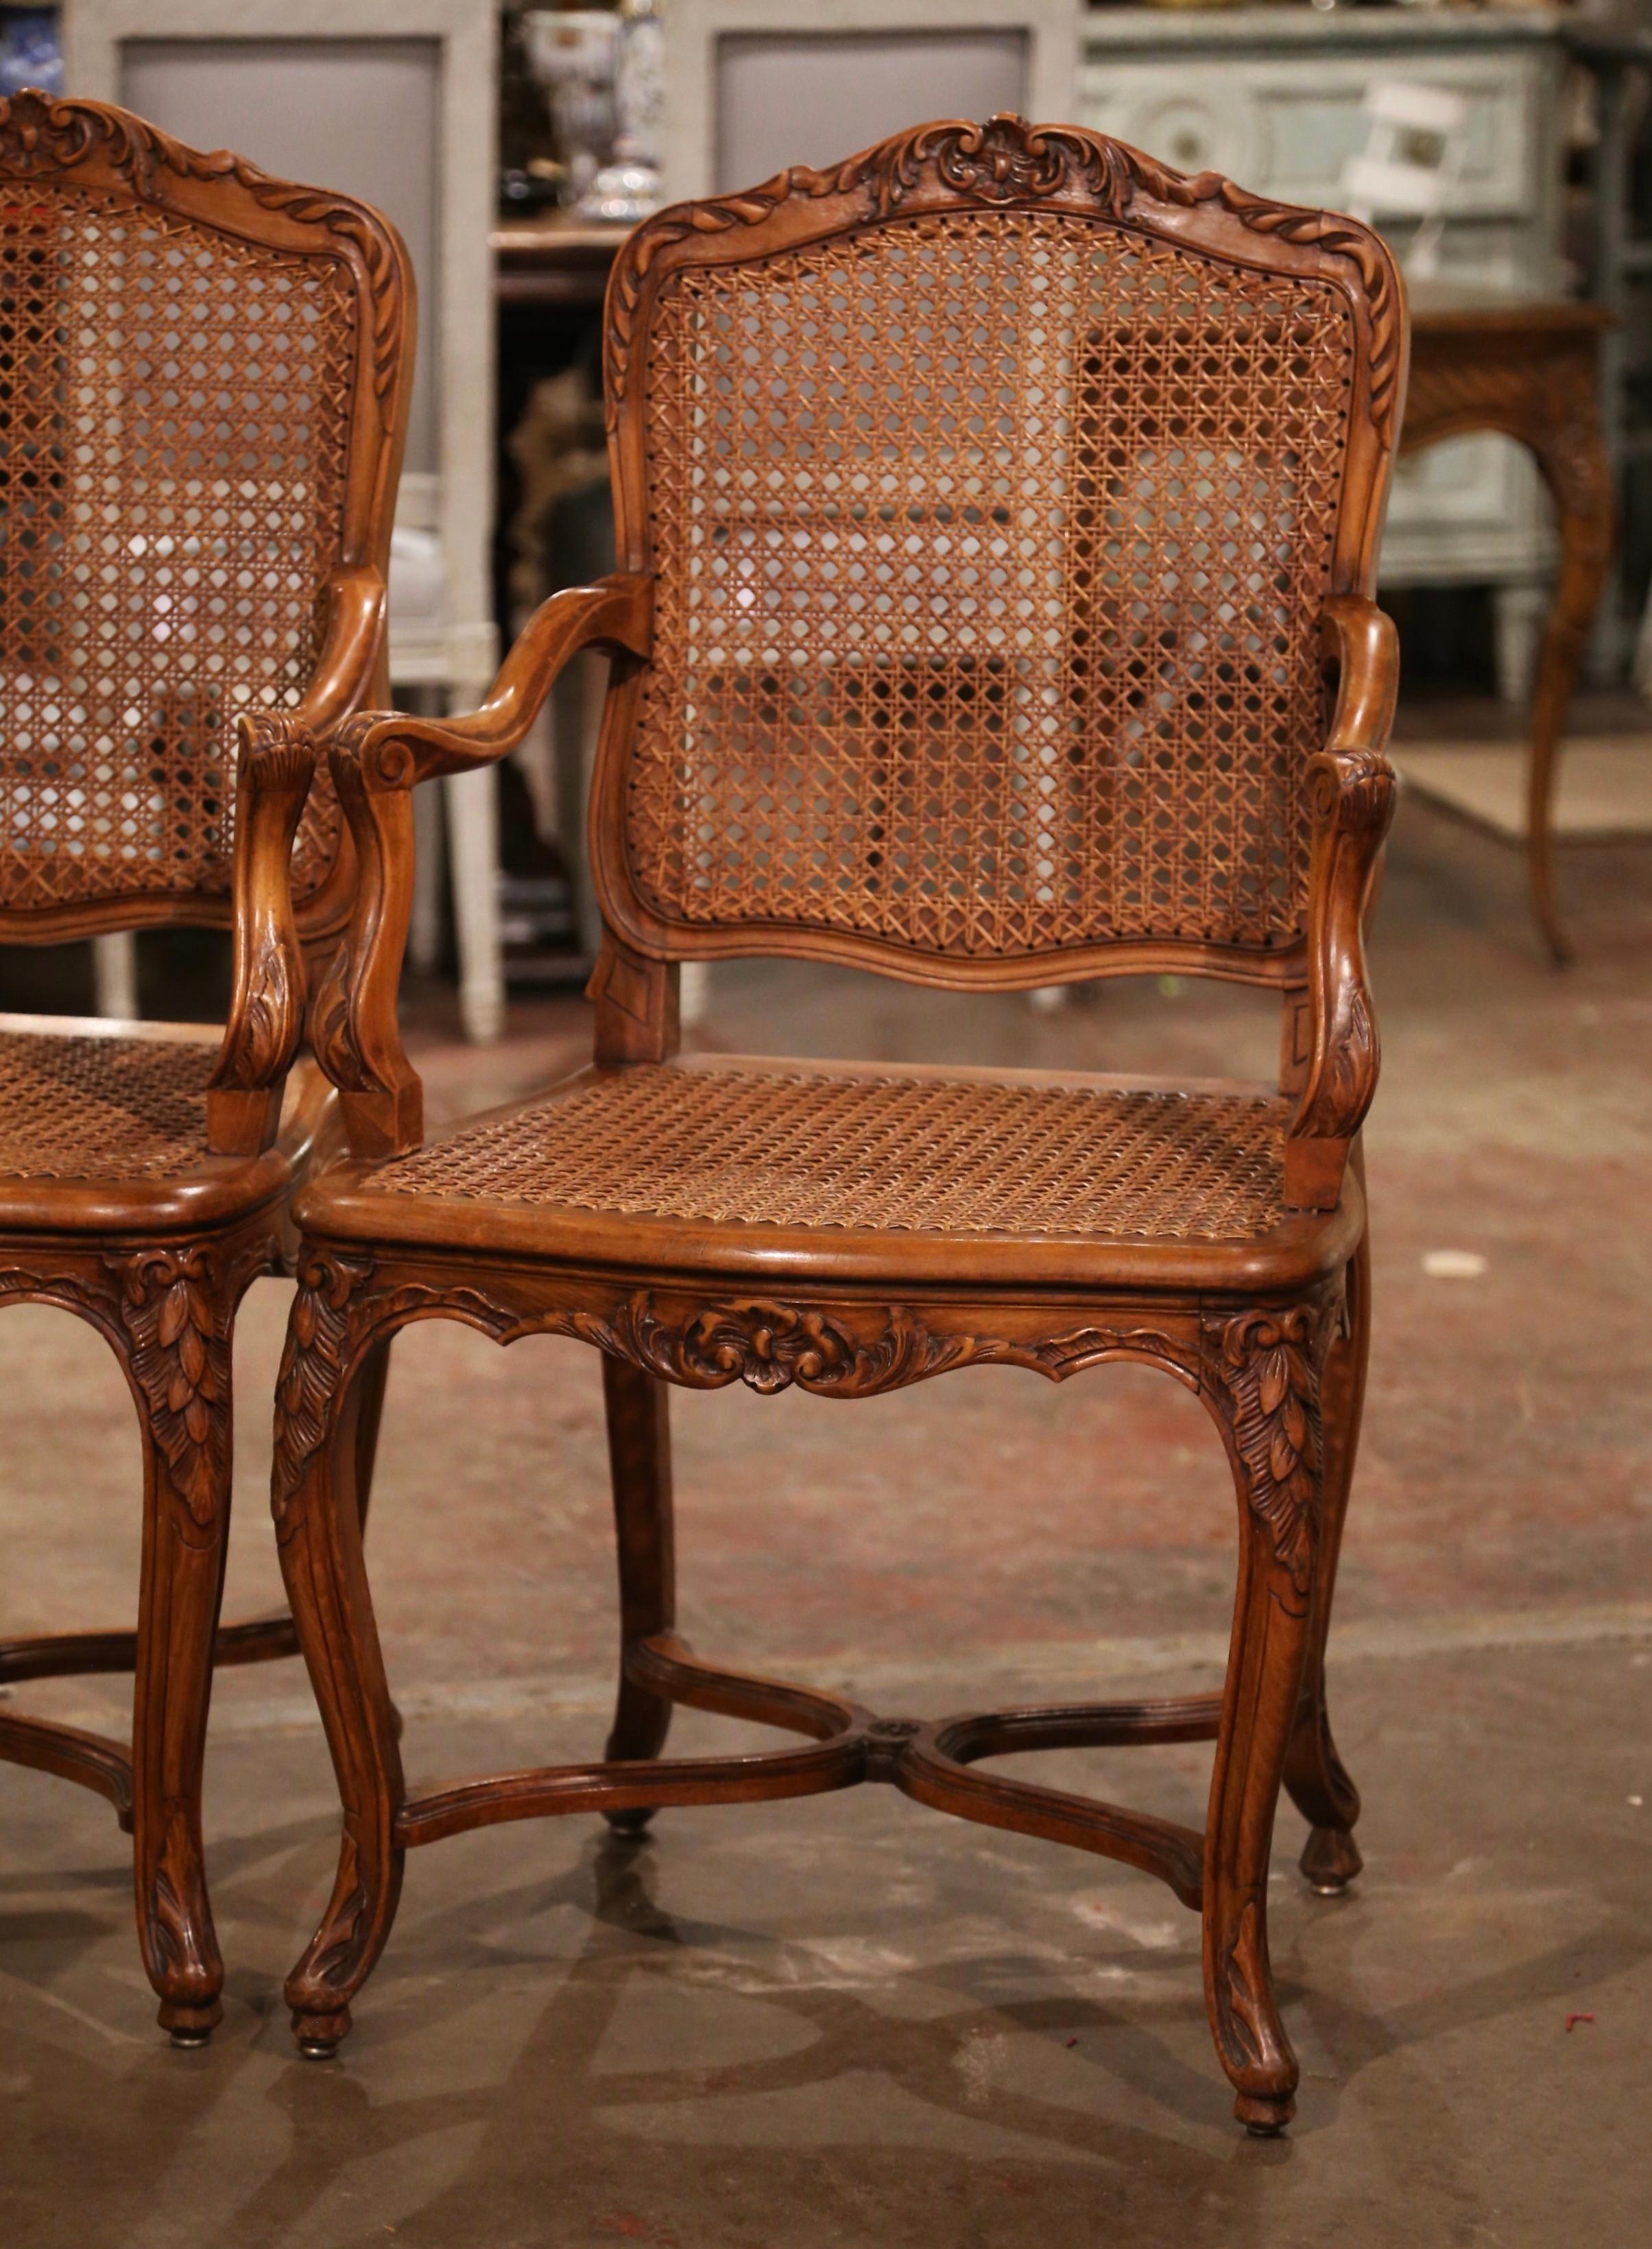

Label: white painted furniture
[64,1,506,1040]
[1081,7,1568,705]
[1341,78,1471,284]
[661,0,1081,204]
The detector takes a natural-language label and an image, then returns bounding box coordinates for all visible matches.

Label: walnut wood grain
[0,92,412,986]
[206,567,389,1156]
[1285,598,1398,1209]
[283,115,1397,2132]
[0,93,410,2043]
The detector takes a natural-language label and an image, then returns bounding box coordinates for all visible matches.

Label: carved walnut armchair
[270,117,1402,2132]
[0,94,410,2040]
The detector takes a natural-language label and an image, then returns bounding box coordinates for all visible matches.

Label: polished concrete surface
[2,772,1650,2246]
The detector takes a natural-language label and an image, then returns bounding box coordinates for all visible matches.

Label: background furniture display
[1398,292,1614,962]
[266,115,1402,2136]
[1081,6,1567,703]
[1340,77,1470,284]
[0,91,409,2038]
[1569,23,1652,687]
[63,0,506,1040]
[659,0,1080,203]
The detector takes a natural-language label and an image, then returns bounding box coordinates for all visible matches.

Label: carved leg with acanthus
[1285,1231,1369,1894]
[1201,1298,1334,2133]
[272,1262,407,2054]
[117,1245,258,2042]
[601,1357,675,1832]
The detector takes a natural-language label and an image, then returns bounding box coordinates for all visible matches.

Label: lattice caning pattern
[0,182,357,911]
[0,1027,215,1178]
[371,1064,1290,1241]
[627,209,1354,957]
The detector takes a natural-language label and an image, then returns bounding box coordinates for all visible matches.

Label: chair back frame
[588,113,1406,1001]
[0,89,412,949]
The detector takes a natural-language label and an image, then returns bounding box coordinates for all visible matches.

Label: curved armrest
[1284,595,1399,1212]
[311,574,654,1159]
[335,575,654,787]
[206,566,387,1156]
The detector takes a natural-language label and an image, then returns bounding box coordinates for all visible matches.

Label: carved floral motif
[272,1255,1197,1510]
[274,1252,376,1520]
[1208,1305,1326,1606]
[607,112,1401,427]
[111,1248,242,1527]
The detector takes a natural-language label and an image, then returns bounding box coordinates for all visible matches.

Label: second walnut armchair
[0,92,414,2039]
[270,116,1403,2133]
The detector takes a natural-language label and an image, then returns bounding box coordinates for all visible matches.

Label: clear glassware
[580,0,664,224]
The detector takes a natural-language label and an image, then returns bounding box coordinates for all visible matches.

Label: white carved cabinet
[1082,5,1567,695]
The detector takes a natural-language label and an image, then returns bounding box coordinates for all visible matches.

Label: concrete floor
[2,756,1651,2246]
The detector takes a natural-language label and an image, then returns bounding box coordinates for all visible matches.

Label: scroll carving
[0,1263,118,1331]
[0,92,404,423]
[1215,1897,1272,2076]
[1289,745,1396,1176]
[145,1805,214,1986]
[273,1254,1195,1511]
[208,714,318,1125]
[608,112,1400,427]
[597,1296,1192,1398]
[302,1833,372,1995]
[304,746,423,1154]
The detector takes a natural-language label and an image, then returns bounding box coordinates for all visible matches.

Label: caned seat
[271,117,1403,2134]
[306,1056,1358,1289]
[0,1018,327,1227]
[0,93,411,2046]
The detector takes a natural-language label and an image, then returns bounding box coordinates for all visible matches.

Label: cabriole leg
[273,1294,406,2056]
[601,1356,675,1833]
[350,1336,394,1542]
[1286,1232,1369,1894]
[1203,1301,1333,2133]
[118,1248,246,2043]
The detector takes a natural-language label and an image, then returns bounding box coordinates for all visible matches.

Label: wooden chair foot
[291,2006,351,2057]
[1301,1822,1362,1894]
[1237,2091,1295,2136]
[160,1997,222,2045]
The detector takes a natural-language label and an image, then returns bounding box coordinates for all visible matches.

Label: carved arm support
[206,565,387,1156]
[311,575,655,1160]
[336,574,654,784]
[1284,595,1399,1212]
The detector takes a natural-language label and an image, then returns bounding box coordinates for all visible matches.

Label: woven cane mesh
[629,209,1354,957]
[372,1064,1289,1241]
[0,1027,213,1179]
[0,180,357,912]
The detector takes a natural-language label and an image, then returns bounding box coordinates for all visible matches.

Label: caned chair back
[594,115,1404,988]
[0,92,409,940]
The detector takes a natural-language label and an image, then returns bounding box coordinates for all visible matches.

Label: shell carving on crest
[605,111,1400,429]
